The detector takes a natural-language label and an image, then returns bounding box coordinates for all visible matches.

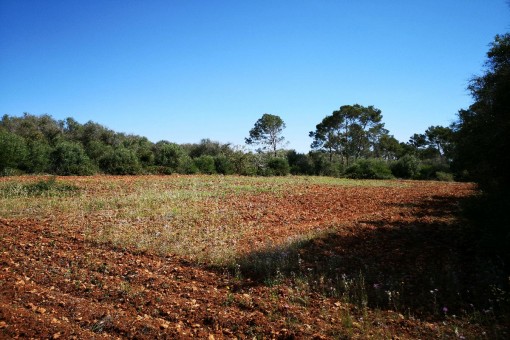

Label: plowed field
[0,175,507,338]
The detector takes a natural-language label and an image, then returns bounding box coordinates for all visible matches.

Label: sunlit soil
[1,175,506,338]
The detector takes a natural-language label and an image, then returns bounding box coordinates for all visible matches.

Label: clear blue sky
[1,0,508,152]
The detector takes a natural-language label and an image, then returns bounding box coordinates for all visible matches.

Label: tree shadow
[234,194,509,319]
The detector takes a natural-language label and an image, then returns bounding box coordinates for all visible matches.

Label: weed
[91,315,113,333]
[0,177,80,198]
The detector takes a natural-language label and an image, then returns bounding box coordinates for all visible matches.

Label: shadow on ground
[233,194,509,319]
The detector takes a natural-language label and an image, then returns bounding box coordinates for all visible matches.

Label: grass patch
[0,177,80,198]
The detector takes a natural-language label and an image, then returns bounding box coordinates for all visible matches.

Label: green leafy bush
[24,140,52,173]
[345,159,393,179]
[194,155,216,174]
[214,155,234,175]
[153,142,184,171]
[416,161,450,180]
[435,171,454,182]
[50,141,96,175]
[391,154,420,179]
[177,156,199,174]
[99,147,141,175]
[266,157,290,176]
[0,129,28,174]
[287,151,315,175]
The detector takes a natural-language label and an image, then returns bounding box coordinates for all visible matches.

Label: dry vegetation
[1,175,508,338]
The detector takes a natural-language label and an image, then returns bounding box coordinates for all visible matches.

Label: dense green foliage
[452,33,510,266]
[454,33,510,195]
[0,129,28,175]
[391,154,420,179]
[266,157,290,176]
[245,114,286,156]
[0,111,454,178]
[309,104,392,164]
[345,159,394,179]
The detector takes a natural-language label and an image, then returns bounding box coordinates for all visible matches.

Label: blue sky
[1,0,508,152]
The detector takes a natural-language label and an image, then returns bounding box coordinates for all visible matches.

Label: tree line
[0,109,453,180]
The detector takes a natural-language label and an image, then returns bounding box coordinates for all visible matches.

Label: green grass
[0,176,80,198]
[0,175,399,264]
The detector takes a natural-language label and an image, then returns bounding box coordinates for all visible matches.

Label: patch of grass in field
[0,176,80,198]
[0,175,405,263]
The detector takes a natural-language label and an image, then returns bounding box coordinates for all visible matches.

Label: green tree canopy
[153,141,184,171]
[50,141,95,175]
[245,114,286,156]
[309,104,387,164]
[98,147,141,175]
[0,129,28,173]
[407,126,454,161]
[454,33,510,193]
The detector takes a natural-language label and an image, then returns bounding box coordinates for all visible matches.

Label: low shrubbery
[345,159,394,179]
[391,154,420,179]
[266,157,290,176]
[0,114,456,180]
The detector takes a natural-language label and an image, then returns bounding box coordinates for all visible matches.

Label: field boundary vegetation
[1,110,453,181]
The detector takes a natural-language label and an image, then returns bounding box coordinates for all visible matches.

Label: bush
[50,141,96,175]
[309,153,342,177]
[287,151,314,175]
[228,151,257,176]
[24,140,52,173]
[153,142,184,171]
[435,171,454,182]
[194,155,216,174]
[345,159,393,179]
[177,156,199,174]
[391,154,420,179]
[214,155,234,175]
[266,157,290,176]
[99,147,141,175]
[416,161,450,180]
[0,129,28,173]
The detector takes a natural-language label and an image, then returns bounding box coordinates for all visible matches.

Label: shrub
[345,159,393,179]
[266,157,290,176]
[309,153,342,177]
[435,171,454,182]
[24,140,52,173]
[144,165,174,175]
[214,155,234,175]
[177,156,199,174]
[391,154,420,179]
[194,155,216,174]
[416,161,450,180]
[99,147,141,175]
[287,151,314,175]
[153,142,184,171]
[50,141,96,175]
[228,151,257,176]
[0,129,28,174]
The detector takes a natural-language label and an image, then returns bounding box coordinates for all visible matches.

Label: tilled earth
[0,176,505,339]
